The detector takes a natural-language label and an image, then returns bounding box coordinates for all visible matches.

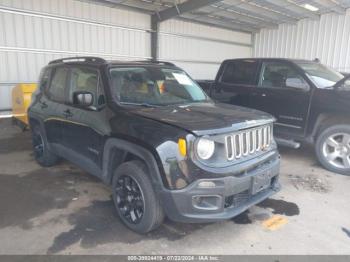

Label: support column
[149,0,223,61]
[151,15,159,61]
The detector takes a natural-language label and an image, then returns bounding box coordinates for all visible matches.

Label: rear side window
[39,68,51,91]
[48,67,68,102]
[220,60,258,85]
[69,67,103,106]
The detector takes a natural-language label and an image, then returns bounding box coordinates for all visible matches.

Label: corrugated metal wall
[0,0,252,110]
[159,19,252,80]
[254,9,350,73]
[0,0,151,110]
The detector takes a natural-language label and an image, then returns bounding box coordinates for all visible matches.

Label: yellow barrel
[12,83,37,127]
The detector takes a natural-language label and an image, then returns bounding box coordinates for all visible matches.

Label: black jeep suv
[199,58,350,176]
[28,57,280,233]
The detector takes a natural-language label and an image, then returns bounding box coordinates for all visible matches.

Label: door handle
[40,101,48,109]
[63,109,73,118]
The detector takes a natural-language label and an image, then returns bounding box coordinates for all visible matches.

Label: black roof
[224,57,320,64]
[48,56,177,67]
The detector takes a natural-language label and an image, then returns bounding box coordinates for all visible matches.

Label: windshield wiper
[119,102,159,108]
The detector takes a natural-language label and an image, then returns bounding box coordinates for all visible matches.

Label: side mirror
[334,75,350,90]
[73,91,93,107]
[338,79,350,90]
[286,78,310,91]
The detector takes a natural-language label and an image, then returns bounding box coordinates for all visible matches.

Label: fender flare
[310,113,350,142]
[101,138,166,192]
[28,115,55,151]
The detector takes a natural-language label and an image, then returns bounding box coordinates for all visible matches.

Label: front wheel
[112,160,164,233]
[31,125,60,167]
[315,125,350,176]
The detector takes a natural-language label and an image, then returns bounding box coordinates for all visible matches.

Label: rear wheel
[31,125,60,167]
[315,125,350,176]
[112,160,164,233]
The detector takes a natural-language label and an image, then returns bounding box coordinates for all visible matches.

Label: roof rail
[134,60,176,66]
[49,56,106,65]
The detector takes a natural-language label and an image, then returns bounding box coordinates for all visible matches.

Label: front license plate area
[251,172,271,195]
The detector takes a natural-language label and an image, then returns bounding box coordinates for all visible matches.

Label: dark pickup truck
[198,58,350,175]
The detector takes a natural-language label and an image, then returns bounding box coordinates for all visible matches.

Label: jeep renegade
[28,57,281,233]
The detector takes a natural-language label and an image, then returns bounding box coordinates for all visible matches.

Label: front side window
[109,67,208,106]
[48,67,68,102]
[220,60,258,85]
[296,62,343,88]
[69,67,102,106]
[259,62,307,89]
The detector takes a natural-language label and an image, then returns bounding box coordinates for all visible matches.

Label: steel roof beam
[222,0,299,23]
[249,0,305,19]
[214,3,290,25]
[154,0,222,22]
[84,0,154,13]
[251,0,312,19]
[182,13,260,33]
[338,0,350,7]
[261,0,320,20]
[309,0,346,14]
[197,5,279,28]
[118,0,174,12]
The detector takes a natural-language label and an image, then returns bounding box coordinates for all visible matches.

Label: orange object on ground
[12,83,37,128]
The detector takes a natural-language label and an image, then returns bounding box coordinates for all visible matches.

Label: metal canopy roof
[83,0,350,33]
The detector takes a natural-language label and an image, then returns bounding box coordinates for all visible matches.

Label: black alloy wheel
[112,160,164,233]
[32,131,44,159]
[115,175,145,224]
[31,125,60,167]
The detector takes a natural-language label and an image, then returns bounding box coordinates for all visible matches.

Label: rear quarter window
[220,60,258,85]
[38,68,52,91]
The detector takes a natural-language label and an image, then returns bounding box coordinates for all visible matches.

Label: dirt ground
[0,119,349,255]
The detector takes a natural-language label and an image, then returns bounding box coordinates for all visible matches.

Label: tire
[31,125,60,167]
[112,160,164,233]
[315,124,350,176]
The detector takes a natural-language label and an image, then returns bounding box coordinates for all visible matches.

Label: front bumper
[160,155,280,223]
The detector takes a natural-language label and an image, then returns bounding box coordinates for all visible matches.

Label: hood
[129,102,274,136]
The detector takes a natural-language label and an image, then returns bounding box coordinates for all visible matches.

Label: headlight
[196,138,215,160]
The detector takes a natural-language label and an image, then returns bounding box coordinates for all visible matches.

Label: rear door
[43,66,69,146]
[249,61,312,137]
[211,59,259,107]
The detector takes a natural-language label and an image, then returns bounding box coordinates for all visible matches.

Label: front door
[249,61,312,138]
[60,66,107,175]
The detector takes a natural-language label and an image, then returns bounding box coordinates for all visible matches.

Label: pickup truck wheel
[31,125,60,167]
[112,160,164,233]
[316,125,350,176]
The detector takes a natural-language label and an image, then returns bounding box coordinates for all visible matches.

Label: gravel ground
[0,118,349,255]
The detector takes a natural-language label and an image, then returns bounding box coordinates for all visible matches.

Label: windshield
[109,67,208,106]
[296,62,343,88]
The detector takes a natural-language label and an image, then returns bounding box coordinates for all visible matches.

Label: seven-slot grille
[225,125,273,160]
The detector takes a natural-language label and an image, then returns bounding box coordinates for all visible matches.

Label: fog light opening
[192,195,221,210]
